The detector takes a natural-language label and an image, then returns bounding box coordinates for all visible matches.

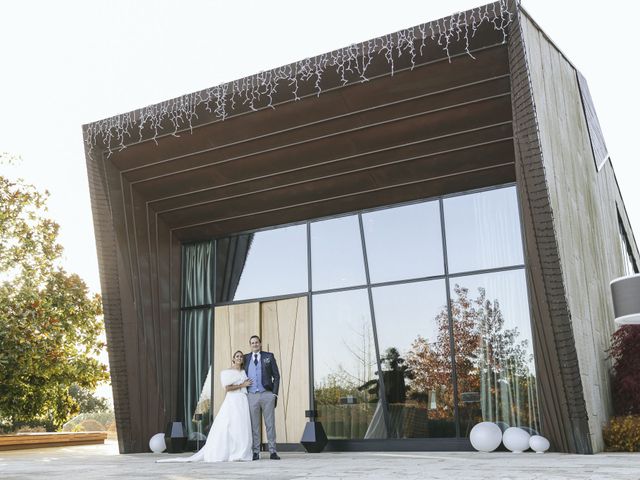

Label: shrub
[603,415,640,452]
[105,421,118,440]
[62,411,114,432]
[3,419,52,434]
[77,419,105,432]
[15,425,46,433]
[608,325,640,415]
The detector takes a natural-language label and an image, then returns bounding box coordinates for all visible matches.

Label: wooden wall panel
[520,12,640,452]
[212,303,260,416]
[508,8,590,454]
[261,297,309,444]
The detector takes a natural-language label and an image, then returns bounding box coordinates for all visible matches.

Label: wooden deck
[0,432,108,451]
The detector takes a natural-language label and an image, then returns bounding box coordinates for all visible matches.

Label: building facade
[84,1,639,454]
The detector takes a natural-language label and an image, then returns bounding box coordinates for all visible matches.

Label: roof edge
[83,0,513,154]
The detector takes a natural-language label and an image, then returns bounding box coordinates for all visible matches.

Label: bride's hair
[233,350,244,367]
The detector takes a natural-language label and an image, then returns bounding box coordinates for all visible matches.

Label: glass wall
[618,212,639,276]
[447,271,540,436]
[371,280,456,438]
[443,187,524,273]
[180,184,540,443]
[361,201,443,283]
[311,216,366,291]
[443,189,537,436]
[312,289,381,439]
[215,224,307,302]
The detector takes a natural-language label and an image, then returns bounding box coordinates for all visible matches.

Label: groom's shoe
[252,453,260,461]
[270,453,281,460]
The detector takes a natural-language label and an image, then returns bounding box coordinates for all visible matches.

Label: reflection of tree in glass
[406,285,539,430]
[358,348,410,404]
[315,317,376,405]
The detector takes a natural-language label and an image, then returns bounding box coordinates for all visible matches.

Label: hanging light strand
[85,0,512,155]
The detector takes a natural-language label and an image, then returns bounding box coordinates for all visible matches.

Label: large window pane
[372,280,455,438]
[311,215,366,291]
[444,186,524,274]
[448,269,540,437]
[313,289,383,439]
[362,201,444,283]
[215,224,307,302]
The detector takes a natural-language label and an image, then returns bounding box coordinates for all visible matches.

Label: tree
[69,384,110,414]
[406,284,538,429]
[0,155,108,431]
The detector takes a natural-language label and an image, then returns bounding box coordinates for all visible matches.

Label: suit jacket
[244,351,280,395]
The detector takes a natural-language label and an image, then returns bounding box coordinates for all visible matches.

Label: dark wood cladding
[507,8,592,454]
[85,5,522,453]
[165,139,514,230]
[128,46,514,243]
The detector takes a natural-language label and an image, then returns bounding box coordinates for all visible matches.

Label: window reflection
[312,289,384,439]
[193,183,537,444]
[448,270,540,437]
[362,201,444,283]
[311,215,366,291]
[215,224,307,302]
[444,186,524,274]
[372,281,455,438]
[618,213,639,276]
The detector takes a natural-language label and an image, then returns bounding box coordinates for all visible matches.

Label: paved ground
[1,441,639,479]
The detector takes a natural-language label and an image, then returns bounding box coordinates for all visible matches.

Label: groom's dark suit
[244,350,280,457]
[243,351,280,395]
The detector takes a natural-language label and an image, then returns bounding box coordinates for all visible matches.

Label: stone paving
[1,441,639,479]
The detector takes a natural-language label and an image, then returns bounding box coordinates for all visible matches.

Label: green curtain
[180,241,214,442]
[182,241,214,307]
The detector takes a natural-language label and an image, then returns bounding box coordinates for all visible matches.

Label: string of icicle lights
[85,0,512,154]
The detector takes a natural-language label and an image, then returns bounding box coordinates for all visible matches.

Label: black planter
[165,421,188,453]
[300,410,328,453]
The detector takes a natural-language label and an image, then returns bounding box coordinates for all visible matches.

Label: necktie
[254,354,258,366]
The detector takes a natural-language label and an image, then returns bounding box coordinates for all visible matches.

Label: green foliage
[0,158,108,431]
[315,373,358,405]
[69,384,110,414]
[73,419,106,432]
[0,176,62,284]
[603,415,640,452]
[608,325,640,415]
[62,410,115,432]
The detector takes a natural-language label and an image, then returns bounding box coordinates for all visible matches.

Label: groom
[244,335,281,460]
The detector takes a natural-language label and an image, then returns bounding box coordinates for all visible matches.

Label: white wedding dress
[158,368,253,462]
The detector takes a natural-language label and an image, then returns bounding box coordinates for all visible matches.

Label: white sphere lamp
[502,427,530,453]
[149,432,166,453]
[529,435,550,453]
[469,422,503,452]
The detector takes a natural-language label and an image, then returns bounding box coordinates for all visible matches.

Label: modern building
[83,0,639,454]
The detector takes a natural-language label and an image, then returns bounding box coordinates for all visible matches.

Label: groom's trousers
[248,391,277,454]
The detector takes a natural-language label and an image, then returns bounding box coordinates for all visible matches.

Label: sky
[1,0,639,296]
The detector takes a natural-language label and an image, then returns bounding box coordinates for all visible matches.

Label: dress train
[157,369,252,463]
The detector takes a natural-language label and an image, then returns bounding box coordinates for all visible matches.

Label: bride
[158,350,253,462]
